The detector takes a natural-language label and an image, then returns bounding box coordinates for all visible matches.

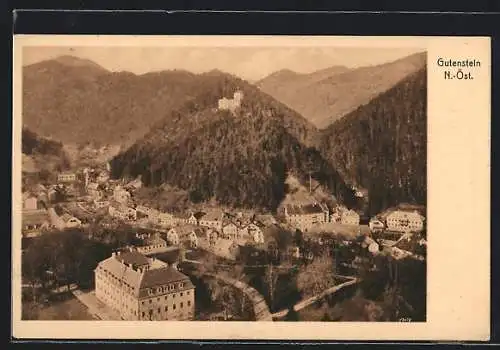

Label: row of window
[96,273,136,296]
[147,282,186,296]
[140,301,192,318]
[141,291,191,305]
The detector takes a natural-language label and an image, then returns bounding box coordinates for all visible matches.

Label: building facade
[57,172,77,183]
[385,210,425,233]
[284,203,328,232]
[94,250,195,321]
[341,210,361,226]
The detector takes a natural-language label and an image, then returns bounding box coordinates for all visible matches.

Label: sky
[23,46,424,81]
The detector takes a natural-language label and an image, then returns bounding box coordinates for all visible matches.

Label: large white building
[385,210,425,233]
[284,203,329,232]
[94,249,195,321]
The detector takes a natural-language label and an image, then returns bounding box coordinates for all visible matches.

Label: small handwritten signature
[398,317,412,322]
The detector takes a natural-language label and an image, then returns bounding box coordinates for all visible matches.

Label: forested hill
[21,127,71,177]
[23,56,317,148]
[111,72,356,211]
[257,52,426,129]
[319,67,427,215]
[22,127,69,161]
[23,57,201,148]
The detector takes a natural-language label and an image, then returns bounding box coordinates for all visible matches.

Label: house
[108,203,137,221]
[22,209,51,235]
[177,226,203,249]
[57,172,77,183]
[369,217,385,232]
[284,203,328,232]
[136,206,161,223]
[341,210,360,226]
[191,212,206,225]
[221,221,239,240]
[113,185,131,205]
[240,223,265,244]
[385,210,425,233]
[198,210,224,231]
[206,228,219,246]
[60,213,82,228]
[134,232,169,255]
[23,193,39,211]
[94,250,195,321]
[254,214,277,227]
[158,212,175,227]
[166,228,180,246]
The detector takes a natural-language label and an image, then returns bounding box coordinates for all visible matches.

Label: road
[72,289,122,320]
[204,272,272,321]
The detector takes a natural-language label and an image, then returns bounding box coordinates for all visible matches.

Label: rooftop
[140,267,191,289]
[287,203,325,215]
[23,210,50,226]
[116,250,150,268]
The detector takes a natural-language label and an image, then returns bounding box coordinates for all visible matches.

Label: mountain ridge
[257,52,427,129]
[110,75,356,212]
[319,66,427,215]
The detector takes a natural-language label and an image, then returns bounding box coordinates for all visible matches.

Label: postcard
[12,35,490,341]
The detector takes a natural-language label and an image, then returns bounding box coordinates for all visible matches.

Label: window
[180,302,183,308]
[142,312,145,317]
[187,291,190,296]
[165,306,168,311]
[149,299,152,304]
[157,298,160,302]
[158,308,161,314]
[187,301,191,307]
[173,294,176,298]
[164,296,168,300]
[180,293,183,297]
[173,304,176,310]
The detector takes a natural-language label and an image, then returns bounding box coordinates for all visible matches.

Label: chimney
[117,251,121,256]
[112,252,116,258]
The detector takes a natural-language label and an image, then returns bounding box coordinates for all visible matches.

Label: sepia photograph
[19,43,427,323]
[12,35,490,341]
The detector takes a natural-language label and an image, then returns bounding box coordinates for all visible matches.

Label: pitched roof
[150,249,181,264]
[116,250,150,268]
[200,210,223,222]
[140,266,191,289]
[23,210,50,226]
[193,211,206,220]
[97,256,144,296]
[61,213,78,223]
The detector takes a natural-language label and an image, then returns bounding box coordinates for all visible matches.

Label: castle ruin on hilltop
[217,91,244,114]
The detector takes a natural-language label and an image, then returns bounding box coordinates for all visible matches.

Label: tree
[275,229,293,259]
[296,256,336,297]
[284,307,300,321]
[294,229,304,247]
[264,264,279,311]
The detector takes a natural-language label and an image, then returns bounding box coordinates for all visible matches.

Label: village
[21,163,427,322]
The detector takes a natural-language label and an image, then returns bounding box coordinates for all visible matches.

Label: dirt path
[267,276,359,320]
